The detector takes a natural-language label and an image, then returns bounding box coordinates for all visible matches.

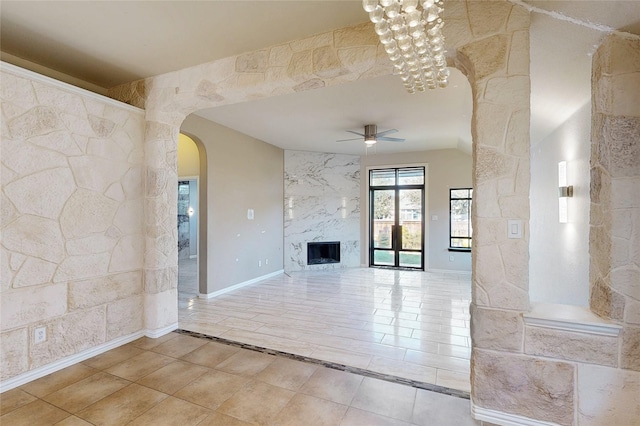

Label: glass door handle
[391,225,396,250]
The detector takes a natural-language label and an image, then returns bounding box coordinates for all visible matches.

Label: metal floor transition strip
[175,329,470,400]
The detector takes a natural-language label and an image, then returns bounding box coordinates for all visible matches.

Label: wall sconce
[288,197,294,219]
[558,161,573,223]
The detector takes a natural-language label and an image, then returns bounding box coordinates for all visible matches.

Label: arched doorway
[177,132,208,298]
[109,4,532,417]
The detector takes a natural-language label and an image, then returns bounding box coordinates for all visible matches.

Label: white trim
[523,303,622,337]
[523,317,622,337]
[0,331,143,393]
[198,270,284,299]
[471,401,559,426]
[0,61,144,114]
[425,268,472,274]
[0,323,179,393]
[145,322,179,339]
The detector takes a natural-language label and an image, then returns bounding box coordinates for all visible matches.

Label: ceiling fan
[336,124,405,146]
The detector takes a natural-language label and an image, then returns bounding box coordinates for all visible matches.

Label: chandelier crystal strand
[363,0,449,93]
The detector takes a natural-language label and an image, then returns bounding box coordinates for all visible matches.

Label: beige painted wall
[180,114,284,295]
[530,102,590,306]
[177,133,200,178]
[361,149,472,271]
[1,64,145,383]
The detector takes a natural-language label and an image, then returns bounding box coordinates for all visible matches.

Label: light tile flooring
[1,264,479,425]
[178,262,472,394]
[1,333,481,425]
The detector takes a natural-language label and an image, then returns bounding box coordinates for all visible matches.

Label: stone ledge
[2,61,145,114]
[524,302,622,337]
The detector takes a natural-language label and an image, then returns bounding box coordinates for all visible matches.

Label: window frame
[449,188,472,252]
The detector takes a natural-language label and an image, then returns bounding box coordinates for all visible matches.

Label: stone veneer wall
[284,151,360,272]
[5,2,638,423]
[104,1,636,424]
[583,34,640,424]
[590,34,640,360]
[1,65,146,382]
[471,31,640,426]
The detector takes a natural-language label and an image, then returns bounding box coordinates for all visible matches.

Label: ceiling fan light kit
[337,124,405,146]
[363,0,449,93]
[364,124,379,145]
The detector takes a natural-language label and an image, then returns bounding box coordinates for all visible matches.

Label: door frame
[366,163,429,270]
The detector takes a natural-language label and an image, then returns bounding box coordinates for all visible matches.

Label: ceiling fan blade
[377,137,405,142]
[336,137,363,142]
[376,129,398,137]
[346,130,365,137]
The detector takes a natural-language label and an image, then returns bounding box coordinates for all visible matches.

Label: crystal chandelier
[363,0,449,93]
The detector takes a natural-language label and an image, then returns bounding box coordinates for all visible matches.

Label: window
[450,188,472,250]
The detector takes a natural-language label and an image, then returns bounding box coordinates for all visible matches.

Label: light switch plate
[508,220,523,239]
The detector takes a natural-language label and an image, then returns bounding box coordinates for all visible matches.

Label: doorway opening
[178,179,198,295]
[177,133,205,298]
[369,167,425,270]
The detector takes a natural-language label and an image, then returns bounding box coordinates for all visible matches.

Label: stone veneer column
[140,116,181,333]
[590,33,640,372]
[447,3,575,425]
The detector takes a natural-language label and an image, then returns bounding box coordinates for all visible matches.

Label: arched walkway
[109,0,532,420]
[177,132,208,296]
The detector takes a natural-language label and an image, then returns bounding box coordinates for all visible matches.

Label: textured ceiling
[1,1,639,155]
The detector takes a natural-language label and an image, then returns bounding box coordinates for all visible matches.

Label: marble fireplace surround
[284,150,360,272]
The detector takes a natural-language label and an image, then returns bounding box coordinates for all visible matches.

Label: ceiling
[1,1,639,155]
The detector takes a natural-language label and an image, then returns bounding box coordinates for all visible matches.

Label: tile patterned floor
[178,265,472,393]
[1,333,481,425]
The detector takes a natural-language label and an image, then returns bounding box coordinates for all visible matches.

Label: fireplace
[307,242,340,265]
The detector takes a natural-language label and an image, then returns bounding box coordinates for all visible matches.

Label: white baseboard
[471,401,559,426]
[145,322,179,339]
[426,268,472,274]
[198,269,284,299]
[0,324,178,393]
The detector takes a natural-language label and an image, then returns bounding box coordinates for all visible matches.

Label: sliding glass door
[370,168,425,269]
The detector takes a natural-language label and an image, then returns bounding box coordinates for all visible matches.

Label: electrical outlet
[35,327,47,344]
[449,255,454,262]
[259,260,262,267]
[265,259,268,265]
